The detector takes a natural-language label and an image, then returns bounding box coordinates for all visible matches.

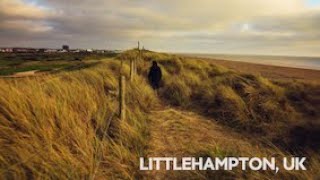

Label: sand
[191,57,320,83]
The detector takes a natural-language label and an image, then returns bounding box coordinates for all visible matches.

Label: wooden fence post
[119,75,126,120]
[134,58,137,76]
[120,58,124,75]
[130,59,134,81]
[136,41,140,75]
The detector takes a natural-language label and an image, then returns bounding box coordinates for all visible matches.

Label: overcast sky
[0,0,319,56]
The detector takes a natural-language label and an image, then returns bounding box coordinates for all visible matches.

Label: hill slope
[0,50,319,179]
[142,107,318,179]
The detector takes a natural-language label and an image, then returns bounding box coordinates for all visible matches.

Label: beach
[181,56,320,83]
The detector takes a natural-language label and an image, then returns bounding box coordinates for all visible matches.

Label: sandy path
[143,108,260,179]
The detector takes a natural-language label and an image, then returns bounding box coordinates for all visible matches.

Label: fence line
[122,42,142,119]
[1,44,144,175]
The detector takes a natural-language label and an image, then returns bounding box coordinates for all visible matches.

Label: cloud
[0,0,319,56]
[0,0,52,19]
[0,0,55,38]
[0,20,53,32]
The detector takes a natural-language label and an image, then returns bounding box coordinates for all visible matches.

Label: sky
[0,0,320,56]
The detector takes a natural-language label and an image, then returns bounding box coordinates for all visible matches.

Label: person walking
[148,61,162,90]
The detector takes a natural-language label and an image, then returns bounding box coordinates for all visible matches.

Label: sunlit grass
[0,50,319,179]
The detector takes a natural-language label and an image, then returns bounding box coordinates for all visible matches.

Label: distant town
[0,45,122,54]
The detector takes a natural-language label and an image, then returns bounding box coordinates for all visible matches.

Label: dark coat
[148,64,162,89]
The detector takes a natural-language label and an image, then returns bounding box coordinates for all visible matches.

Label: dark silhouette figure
[148,61,162,89]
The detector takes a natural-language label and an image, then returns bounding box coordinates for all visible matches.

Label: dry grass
[144,108,319,179]
[139,51,319,145]
[0,50,319,179]
[138,50,320,179]
[0,58,158,179]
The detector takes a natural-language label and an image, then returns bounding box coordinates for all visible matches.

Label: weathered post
[136,41,140,75]
[120,58,124,75]
[119,75,126,120]
[134,58,137,76]
[130,59,134,81]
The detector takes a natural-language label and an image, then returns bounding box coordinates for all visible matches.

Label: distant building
[62,45,69,51]
[13,48,37,53]
[70,49,80,53]
[38,48,46,53]
[4,48,13,52]
[47,49,58,53]
[96,50,105,53]
[58,49,67,53]
[113,50,123,53]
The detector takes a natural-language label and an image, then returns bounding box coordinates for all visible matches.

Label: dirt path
[144,108,262,179]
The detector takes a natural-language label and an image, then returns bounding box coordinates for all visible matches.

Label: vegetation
[0,58,158,179]
[0,52,118,75]
[138,51,319,149]
[0,50,319,179]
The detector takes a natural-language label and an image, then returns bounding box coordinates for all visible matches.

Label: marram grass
[0,51,319,179]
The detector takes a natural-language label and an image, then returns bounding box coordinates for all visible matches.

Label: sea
[178,53,320,71]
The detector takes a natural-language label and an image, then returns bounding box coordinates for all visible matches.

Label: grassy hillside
[0,58,158,179]
[0,50,319,179]
[137,50,320,153]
